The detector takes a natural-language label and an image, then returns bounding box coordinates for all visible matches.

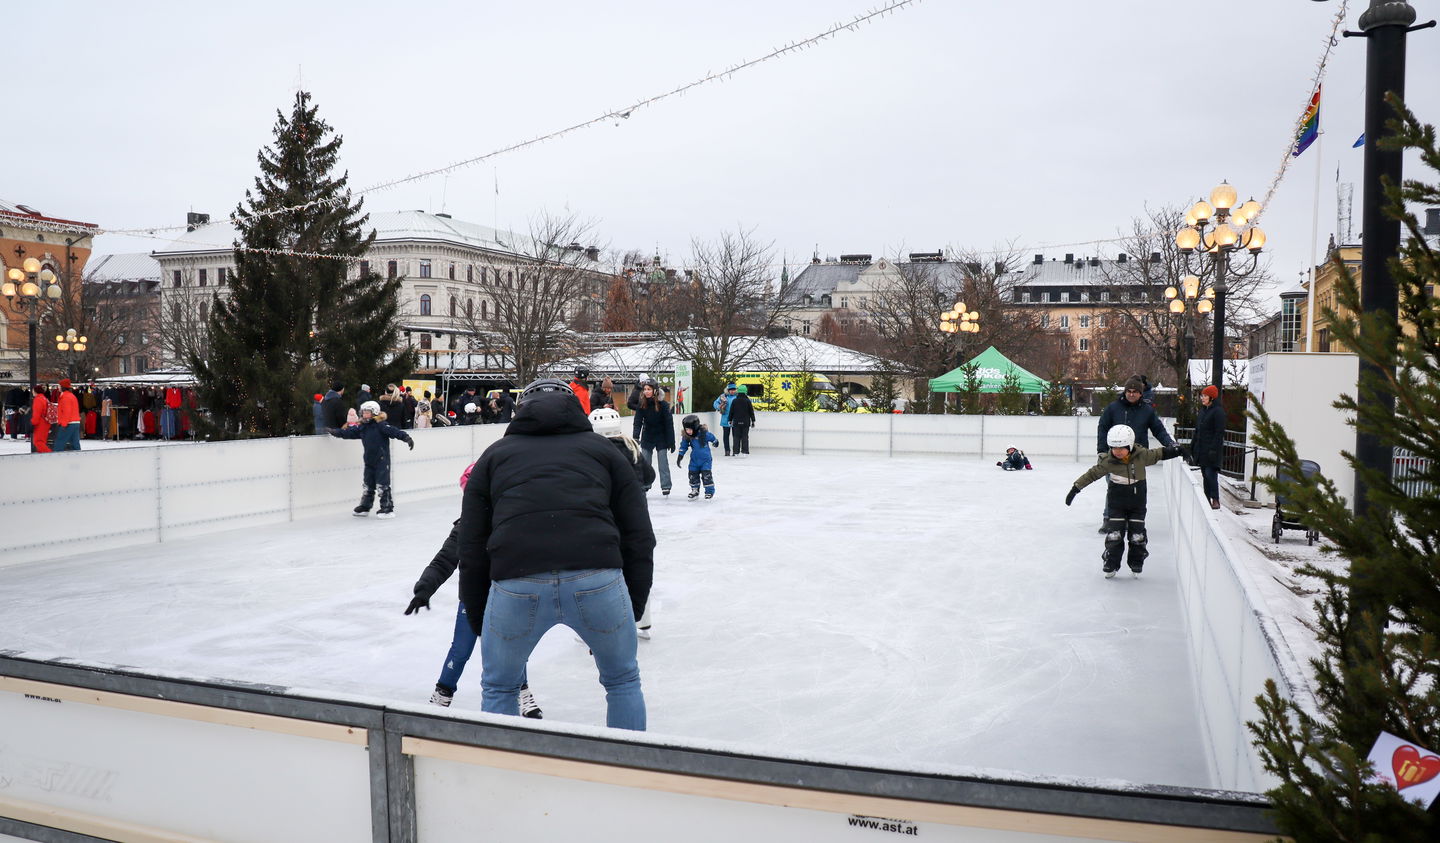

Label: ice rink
[0,451,1218,789]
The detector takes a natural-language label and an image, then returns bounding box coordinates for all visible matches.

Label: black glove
[1065,486,1080,506]
[404,593,430,615]
[407,439,415,450]
[676,456,683,467]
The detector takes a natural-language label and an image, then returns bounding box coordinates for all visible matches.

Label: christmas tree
[1247,96,1439,841]
[192,91,413,438]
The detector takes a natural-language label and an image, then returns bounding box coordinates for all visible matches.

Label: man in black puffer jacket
[1094,377,1175,531]
[458,379,655,730]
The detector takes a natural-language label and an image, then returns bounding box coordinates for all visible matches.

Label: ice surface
[0,450,1220,788]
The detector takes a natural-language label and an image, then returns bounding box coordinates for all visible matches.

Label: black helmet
[519,378,573,403]
[681,414,700,430]
[575,367,590,380]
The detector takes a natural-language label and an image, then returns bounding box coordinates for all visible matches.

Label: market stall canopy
[929,347,1049,394]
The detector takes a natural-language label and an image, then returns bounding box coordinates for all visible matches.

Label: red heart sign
[1391,745,1440,791]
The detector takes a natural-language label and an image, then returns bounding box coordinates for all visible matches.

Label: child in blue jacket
[329,400,414,517]
[677,414,719,499]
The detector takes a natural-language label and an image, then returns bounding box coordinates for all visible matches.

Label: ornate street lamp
[1174,182,1267,389]
[3,258,63,390]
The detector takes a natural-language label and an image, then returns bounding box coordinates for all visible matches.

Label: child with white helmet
[1064,424,1187,578]
[329,399,415,518]
[590,406,656,639]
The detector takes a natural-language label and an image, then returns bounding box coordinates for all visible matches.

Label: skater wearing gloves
[330,400,414,518]
[676,414,719,500]
[997,447,1032,470]
[458,378,655,730]
[1094,377,1175,532]
[631,379,675,496]
[403,462,541,717]
[1064,424,1186,578]
[1192,385,1227,510]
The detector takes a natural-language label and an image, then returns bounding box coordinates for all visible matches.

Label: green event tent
[928,346,1050,394]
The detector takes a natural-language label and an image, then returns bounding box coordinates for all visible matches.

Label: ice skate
[519,683,543,719]
[377,485,395,518]
[687,489,699,499]
[353,485,375,517]
[637,625,652,640]
[429,684,453,707]
[1103,566,1118,579]
[705,491,714,499]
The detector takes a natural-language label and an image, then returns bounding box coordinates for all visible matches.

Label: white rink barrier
[0,655,1279,842]
[1160,461,1313,794]
[0,424,506,569]
[734,411,1102,460]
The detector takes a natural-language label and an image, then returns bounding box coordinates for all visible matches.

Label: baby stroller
[1271,459,1321,545]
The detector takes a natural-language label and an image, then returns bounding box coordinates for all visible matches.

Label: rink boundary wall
[0,654,1279,842]
[3,414,1098,570]
[1160,461,1314,794]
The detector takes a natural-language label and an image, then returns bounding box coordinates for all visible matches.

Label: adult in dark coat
[491,391,515,422]
[402,388,418,429]
[1094,377,1175,530]
[728,385,757,456]
[451,388,478,424]
[1192,385,1227,510]
[457,380,654,729]
[630,381,675,494]
[320,383,348,431]
[355,384,373,408]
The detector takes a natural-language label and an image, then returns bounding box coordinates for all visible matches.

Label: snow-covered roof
[85,252,161,281]
[1188,358,1250,388]
[563,336,899,377]
[148,210,539,258]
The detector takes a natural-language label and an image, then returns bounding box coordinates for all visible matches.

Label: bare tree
[35,267,156,381]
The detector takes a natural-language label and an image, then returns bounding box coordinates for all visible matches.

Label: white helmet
[1106,424,1135,449]
[589,407,623,437]
[464,402,478,414]
[360,400,381,415]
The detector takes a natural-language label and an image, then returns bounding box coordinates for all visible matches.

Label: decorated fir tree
[192,91,413,438]
[1246,97,1439,841]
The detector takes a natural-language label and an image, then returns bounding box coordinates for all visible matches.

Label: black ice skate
[1103,565,1119,579]
[377,485,395,519]
[520,683,543,719]
[704,491,714,499]
[353,485,376,517]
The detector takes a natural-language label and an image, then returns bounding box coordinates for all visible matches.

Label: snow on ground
[1,452,1223,788]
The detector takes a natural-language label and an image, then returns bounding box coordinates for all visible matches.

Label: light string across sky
[12,0,1344,270]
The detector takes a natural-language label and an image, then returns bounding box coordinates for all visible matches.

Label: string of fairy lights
[8,0,1349,272]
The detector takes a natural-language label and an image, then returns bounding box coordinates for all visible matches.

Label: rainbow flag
[1293,86,1321,157]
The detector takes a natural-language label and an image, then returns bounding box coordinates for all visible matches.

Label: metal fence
[1173,426,1251,481]
[1394,446,1433,499]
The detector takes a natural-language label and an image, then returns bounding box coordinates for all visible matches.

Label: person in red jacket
[568,368,592,414]
[30,385,52,453]
[53,378,82,451]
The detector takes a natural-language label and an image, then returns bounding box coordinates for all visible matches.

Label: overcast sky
[10,1,1439,305]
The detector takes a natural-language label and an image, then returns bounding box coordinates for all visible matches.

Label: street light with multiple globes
[2,258,63,389]
[1173,182,1266,390]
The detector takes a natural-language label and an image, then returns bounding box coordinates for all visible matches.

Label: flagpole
[1306,128,1324,351]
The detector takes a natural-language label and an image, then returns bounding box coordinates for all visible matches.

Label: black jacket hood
[506,390,592,436]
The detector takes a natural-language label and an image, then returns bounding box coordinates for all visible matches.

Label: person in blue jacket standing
[712,382,737,456]
[677,414,719,499]
[330,400,414,518]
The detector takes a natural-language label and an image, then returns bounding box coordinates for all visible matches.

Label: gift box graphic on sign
[1367,731,1440,809]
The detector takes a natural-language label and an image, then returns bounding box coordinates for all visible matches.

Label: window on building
[1279,298,1301,352]
[1040,313,1050,328]
[136,355,148,373]
[1100,338,1110,351]
[448,334,457,350]
[1059,315,1070,330]
[121,356,130,374]
[860,296,868,309]
[450,297,457,317]
[1079,315,1090,329]
[1060,291,1069,303]
[419,333,432,350]
[198,269,208,287]
[172,270,182,288]
[419,294,432,315]
[466,299,474,319]
[420,260,432,279]
[218,267,229,285]
[387,261,398,279]
[358,261,369,278]
[840,297,848,308]
[467,265,474,283]
[507,270,514,286]
[449,263,456,280]
[172,302,181,321]
[1100,290,1110,302]
[1021,291,1031,303]
[1078,337,1090,352]
[1098,314,1107,328]
[199,301,208,320]
[802,320,812,335]
[482,300,488,318]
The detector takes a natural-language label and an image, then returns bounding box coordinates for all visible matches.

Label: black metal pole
[27,314,38,391]
[1352,0,1413,519]
[1211,257,1227,391]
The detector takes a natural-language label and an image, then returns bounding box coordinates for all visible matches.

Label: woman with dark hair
[630,380,674,495]
[1192,385,1227,510]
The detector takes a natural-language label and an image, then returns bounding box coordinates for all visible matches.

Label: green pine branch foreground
[1246,96,1439,841]
[191,91,415,438]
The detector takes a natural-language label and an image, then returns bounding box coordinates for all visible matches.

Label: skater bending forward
[458,378,655,730]
[403,461,541,717]
[1064,424,1185,578]
[330,400,414,518]
[677,414,719,499]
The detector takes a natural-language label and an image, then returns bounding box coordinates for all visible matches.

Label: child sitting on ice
[1064,424,1186,578]
[997,447,1032,470]
[677,414,719,500]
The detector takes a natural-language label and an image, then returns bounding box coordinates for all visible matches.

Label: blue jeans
[640,444,671,491]
[437,603,525,695]
[54,423,82,451]
[481,568,645,730]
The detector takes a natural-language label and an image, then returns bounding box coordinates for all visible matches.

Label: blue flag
[1353,133,1365,148]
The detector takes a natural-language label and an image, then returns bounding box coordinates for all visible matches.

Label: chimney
[1117,252,1128,263]
[585,247,600,261]
[1088,257,1100,267]
[995,261,1006,275]
[1033,254,1043,265]
[1150,251,1161,263]
[1064,253,1074,264]
[1425,208,1440,236]
[186,212,210,232]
